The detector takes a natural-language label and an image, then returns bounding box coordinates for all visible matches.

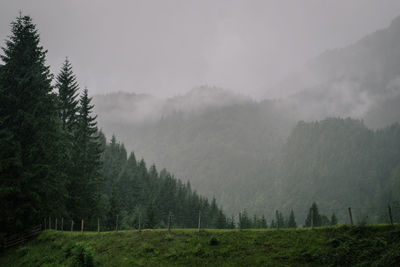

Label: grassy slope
[1,225,400,266]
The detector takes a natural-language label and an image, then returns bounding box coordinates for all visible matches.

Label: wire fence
[39,203,400,234]
[2,225,42,250]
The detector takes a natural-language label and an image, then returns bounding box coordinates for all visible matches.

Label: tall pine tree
[56,57,79,131]
[68,88,102,221]
[55,58,81,220]
[287,210,297,228]
[0,14,66,233]
[305,202,322,227]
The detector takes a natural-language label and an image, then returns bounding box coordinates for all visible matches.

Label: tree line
[275,118,400,223]
[0,14,229,235]
[237,202,338,229]
[99,134,232,230]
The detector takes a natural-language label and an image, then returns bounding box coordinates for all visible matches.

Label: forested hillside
[274,118,400,223]
[285,15,400,126]
[2,12,400,238]
[92,15,400,220]
[99,134,231,230]
[94,95,295,214]
[0,14,228,236]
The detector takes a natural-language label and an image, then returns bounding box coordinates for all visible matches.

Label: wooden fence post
[198,211,201,232]
[61,217,64,231]
[81,219,84,234]
[71,220,74,235]
[168,212,171,233]
[388,205,394,226]
[311,208,314,228]
[348,207,353,225]
[138,214,141,232]
[239,212,242,231]
[276,210,279,230]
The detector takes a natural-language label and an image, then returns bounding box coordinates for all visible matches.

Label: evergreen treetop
[287,210,297,228]
[0,14,65,233]
[56,57,79,131]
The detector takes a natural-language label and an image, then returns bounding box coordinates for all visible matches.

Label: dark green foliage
[106,183,121,230]
[304,202,331,227]
[276,211,285,228]
[94,93,295,217]
[98,134,229,230]
[69,243,96,267]
[237,211,269,229]
[239,210,252,229]
[4,225,400,266]
[259,215,268,228]
[68,88,103,222]
[227,215,236,229]
[320,214,330,226]
[305,203,321,227]
[0,14,229,235]
[287,210,297,228]
[278,118,400,223]
[99,96,400,224]
[0,14,66,233]
[209,236,219,246]
[145,202,156,229]
[101,135,127,196]
[330,213,338,226]
[56,57,79,132]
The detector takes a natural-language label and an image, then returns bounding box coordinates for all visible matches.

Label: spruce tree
[330,213,338,225]
[102,135,127,195]
[240,210,251,228]
[260,215,268,228]
[145,201,156,229]
[305,202,322,227]
[55,58,81,218]
[56,57,79,131]
[287,210,297,228]
[117,152,137,214]
[68,88,102,221]
[0,14,67,234]
[228,215,236,229]
[107,182,121,230]
[277,211,285,228]
[215,210,227,229]
[253,214,258,228]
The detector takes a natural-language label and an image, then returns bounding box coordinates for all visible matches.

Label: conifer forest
[2,2,400,266]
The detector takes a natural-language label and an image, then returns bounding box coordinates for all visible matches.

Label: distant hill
[277,15,400,126]
[92,15,400,217]
[275,118,400,223]
[94,88,294,215]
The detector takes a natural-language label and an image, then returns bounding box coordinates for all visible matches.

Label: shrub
[209,236,219,246]
[68,243,96,267]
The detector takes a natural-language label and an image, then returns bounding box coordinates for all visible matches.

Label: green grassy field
[1,225,400,266]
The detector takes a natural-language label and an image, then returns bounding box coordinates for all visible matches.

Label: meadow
[1,225,400,266]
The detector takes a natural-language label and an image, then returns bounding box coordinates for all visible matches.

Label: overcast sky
[1,0,400,98]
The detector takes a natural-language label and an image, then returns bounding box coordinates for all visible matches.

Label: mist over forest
[2,3,400,265]
[92,15,400,223]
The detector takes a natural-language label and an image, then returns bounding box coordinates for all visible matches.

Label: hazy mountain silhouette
[93,15,400,216]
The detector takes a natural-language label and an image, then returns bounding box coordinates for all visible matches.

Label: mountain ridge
[92,14,400,216]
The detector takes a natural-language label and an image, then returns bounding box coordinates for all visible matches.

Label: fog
[3,1,400,243]
[2,0,400,99]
